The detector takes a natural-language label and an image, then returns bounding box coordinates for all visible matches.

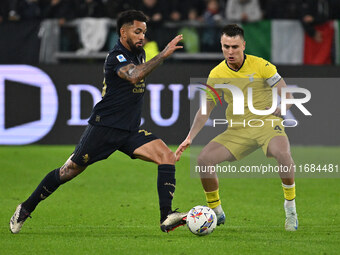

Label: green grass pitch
[0,145,339,255]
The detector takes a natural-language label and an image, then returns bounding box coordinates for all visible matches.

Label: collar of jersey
[225,54,247,72]
[117,40,135,58]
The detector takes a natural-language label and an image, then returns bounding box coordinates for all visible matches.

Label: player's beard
[127,37,143,55]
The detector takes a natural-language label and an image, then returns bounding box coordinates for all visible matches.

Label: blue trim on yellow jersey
[225,54,247,72]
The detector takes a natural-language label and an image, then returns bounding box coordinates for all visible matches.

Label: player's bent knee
[158,150,176,165]
[197,153,213,166]
[59,161,86,182]
[273,150,292,160]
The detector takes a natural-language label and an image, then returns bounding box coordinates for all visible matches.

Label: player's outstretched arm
[118,35,183,84]
[175,101,215,161]
[175,135,192,162]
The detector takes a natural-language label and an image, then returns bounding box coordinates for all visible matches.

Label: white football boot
[212,205,225,226]
[160,209,187,232]
[284,206,298,231]
[216,211,226,226]
[10,204,31,234]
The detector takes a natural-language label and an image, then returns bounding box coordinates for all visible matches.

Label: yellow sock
[205,189,221,208]
[282,183,296,200]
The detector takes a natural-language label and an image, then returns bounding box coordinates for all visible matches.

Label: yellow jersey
[207,54,282,123]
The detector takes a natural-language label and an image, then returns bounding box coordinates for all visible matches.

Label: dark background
[2,63,340,145]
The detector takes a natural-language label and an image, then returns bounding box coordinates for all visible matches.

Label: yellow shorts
[212,119,287,160]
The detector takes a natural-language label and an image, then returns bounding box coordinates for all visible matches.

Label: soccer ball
[186,205,217,236]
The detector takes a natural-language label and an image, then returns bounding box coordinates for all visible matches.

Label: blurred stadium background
[0,0,340,145]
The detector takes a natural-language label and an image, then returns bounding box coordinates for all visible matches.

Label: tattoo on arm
[117,52,166,84]
[118,64,136,81]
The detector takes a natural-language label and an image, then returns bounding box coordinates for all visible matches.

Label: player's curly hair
[221,24,244,39]
[117,10,148,37]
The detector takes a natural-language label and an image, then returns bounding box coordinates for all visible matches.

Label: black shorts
[71,124,158,166]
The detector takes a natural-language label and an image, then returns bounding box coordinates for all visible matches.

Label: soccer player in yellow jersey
[176,24,298,231]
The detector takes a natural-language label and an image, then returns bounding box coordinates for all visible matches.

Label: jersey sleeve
[106,51,131,75]
[260,59,282,87]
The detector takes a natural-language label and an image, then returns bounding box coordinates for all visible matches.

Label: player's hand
[175,135,191,161]
[161,34,183,58]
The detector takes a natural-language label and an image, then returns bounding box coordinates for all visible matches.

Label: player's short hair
[117,10,148,37]
[221,24,244,39]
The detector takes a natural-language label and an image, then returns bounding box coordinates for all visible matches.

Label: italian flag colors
[241,20,340,65]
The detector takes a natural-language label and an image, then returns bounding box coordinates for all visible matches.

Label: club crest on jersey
[116,54,127,62]
[246,73,256,82]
